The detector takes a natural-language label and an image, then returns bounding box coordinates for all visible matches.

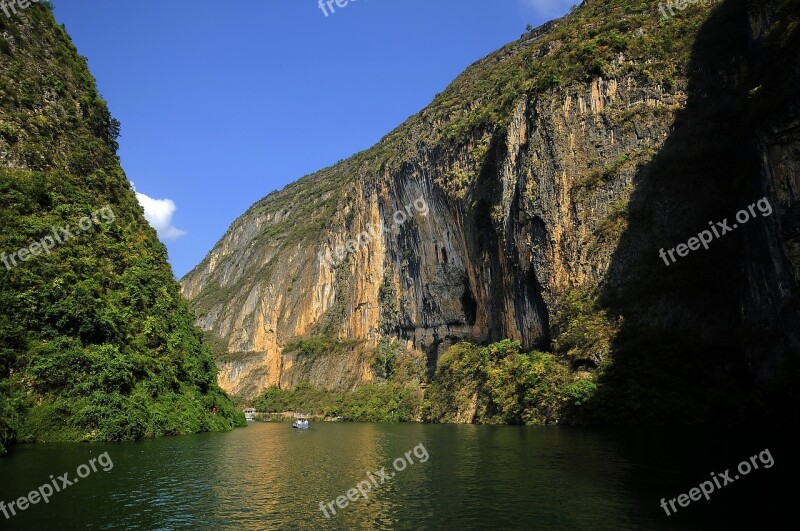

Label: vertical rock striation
[182,0,800,424]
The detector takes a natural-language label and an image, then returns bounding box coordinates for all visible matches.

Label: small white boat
[244,408,256,422]
[292,417,309,429]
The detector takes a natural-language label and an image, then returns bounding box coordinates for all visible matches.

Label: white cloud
[134,187,186,241]
[519,0,578,20]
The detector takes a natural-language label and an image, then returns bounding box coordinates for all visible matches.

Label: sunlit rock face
[182,0,800,410]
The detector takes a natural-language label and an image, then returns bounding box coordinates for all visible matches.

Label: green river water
[0,423,792,529]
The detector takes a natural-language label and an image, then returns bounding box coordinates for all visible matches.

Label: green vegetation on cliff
[186,0,799,427]
[283,336,363,361]
[424,340,596,425]
[249,339,595,426]
[380,0,715,196]
[251,341,425,422]
[0,4,244,455]
[253,382,421,423]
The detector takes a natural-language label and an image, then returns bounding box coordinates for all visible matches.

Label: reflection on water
[0,423,792,529]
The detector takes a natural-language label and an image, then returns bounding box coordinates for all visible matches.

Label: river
[0,423,792,529]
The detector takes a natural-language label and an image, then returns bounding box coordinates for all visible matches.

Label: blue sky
[51,0,576,278]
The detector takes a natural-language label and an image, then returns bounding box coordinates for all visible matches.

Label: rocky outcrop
[182,0,800,424]
[182,72,676,397]
[740,0,800,382]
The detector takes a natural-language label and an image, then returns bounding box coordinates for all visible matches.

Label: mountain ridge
[0,3,245,455]
[182,0,800,424]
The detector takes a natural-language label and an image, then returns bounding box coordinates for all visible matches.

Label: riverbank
[248,382,422,423]
[244,340,596,426]
[248,412,339,423]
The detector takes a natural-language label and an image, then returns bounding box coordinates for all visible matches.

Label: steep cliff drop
[182,0,800,425]
[0,3,245,456]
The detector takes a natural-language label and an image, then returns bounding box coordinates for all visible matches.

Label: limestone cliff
[182,0,800,424]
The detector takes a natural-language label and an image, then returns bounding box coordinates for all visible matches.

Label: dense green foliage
[424,340,594,425]
[253,382,421,423]
[372,338,401,380]
[0,5,244,455]
[249,339,594,426]
[251,341,425,422]
[552,287,618,367]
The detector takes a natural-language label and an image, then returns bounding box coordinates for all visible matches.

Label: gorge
[181,0,800,425]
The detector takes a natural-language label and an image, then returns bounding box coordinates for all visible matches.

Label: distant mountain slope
[182,0,800,424]
[0,4,244,455]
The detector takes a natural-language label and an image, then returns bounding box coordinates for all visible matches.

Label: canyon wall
[182,0,800,424]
